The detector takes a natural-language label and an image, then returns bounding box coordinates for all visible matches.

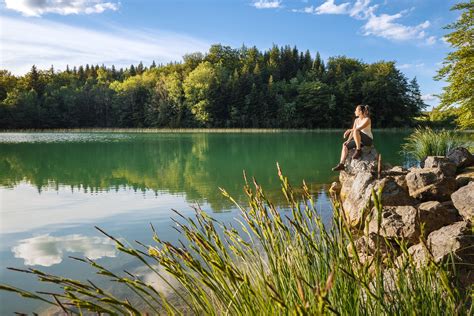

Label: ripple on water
[0,132,133,143]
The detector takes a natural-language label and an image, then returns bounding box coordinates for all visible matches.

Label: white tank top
[356,118,373,139]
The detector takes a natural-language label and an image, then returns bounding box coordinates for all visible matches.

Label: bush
[401,127,467,162]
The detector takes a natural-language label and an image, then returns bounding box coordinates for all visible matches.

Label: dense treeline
[0,44,425,129]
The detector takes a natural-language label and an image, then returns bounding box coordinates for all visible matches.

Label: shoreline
[0,127,456,134]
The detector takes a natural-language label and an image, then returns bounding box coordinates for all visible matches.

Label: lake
[0,131,410,314]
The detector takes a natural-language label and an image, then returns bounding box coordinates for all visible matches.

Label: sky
[0,0,461,108]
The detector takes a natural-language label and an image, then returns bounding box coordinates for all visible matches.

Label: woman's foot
[331,163,345,171]
[352,148,362,159]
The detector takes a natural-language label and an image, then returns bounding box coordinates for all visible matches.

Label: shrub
[401,127,467,162]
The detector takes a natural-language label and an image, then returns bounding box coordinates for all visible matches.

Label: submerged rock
[329,181,341,195]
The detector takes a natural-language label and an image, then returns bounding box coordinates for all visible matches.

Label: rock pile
[333,146,474,286]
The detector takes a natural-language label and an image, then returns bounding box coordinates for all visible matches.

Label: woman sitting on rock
[332,104,373,171]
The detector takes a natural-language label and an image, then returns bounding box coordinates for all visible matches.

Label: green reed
[1,164,471,315]
[401,127,468,162]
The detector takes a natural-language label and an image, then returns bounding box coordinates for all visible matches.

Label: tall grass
[1,165,471,315]
[401,127,467,162]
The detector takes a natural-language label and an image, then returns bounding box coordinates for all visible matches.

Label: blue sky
[0,0,460,108]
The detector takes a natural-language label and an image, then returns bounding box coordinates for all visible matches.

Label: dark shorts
[345,131,373,149]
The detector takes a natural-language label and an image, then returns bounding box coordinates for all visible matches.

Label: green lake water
[0,131,412,314]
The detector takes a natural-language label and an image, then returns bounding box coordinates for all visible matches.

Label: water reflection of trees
[0,132,408,210]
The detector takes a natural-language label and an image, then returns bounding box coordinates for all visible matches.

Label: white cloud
[292,6,315,13]
[315,0,350,15]
[0,16,210,75]
[349,0,374,19]
[362,11,430,41]
[294,1,435,44]
[421,94,438,102]
[425,36,436,45]
[398,62,424,69]
[12,234,118,266]
[253,0,282,9]
[4,0,119,17]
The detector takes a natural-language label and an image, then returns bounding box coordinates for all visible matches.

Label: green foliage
[416,107,460,129]
[435,1,474,129]
[1,44,426,129]
[1,167,470,315]
[402,127,467,161]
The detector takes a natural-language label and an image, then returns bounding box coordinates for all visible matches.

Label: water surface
[0,131,410,314]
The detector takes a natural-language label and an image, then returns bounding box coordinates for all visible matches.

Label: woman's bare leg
[353,129,361,150]
[340,143,348,163]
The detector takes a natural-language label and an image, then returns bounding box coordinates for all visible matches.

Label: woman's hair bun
[360,104,370,116]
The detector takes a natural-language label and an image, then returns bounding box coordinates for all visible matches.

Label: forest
[0,44,426,129]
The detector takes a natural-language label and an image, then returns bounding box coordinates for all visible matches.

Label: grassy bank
[1,165,471,315]
[402,127,474,161]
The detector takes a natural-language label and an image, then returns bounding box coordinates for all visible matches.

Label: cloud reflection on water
[133,264,180,296]
[12,234,118,266]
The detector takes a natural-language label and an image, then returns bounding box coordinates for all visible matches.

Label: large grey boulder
[348,233,398,264]
[423,156,456,177]
[385,166,407,175]
[447,147,474,169]
[427,221,472,262]
[451,181,474,222]
[350,233,393,255]
[367,206,419,244]
[404,221,474,266]
[344,147,378,175]
[339,147,380,227]
[406,221,473,267]
[405,168,457,201]
[339,169,415,228]
[374,177,416,207]
[417,201,460,236]
[406,168,441,189]
[341,171,374,226]
[383,166,409,189]
[455,166,474,188]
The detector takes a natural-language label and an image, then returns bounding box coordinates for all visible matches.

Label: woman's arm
[344,119,357,139]
[354,118,370,131]
[344,120,356,138]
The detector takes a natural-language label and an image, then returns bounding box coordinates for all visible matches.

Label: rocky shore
[332,146,474,286]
